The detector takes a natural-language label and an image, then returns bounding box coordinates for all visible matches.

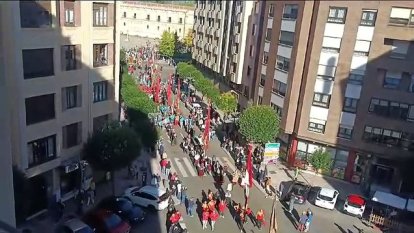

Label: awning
[371,191,407,210]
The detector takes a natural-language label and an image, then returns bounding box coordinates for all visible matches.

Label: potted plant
[309,148,332,174]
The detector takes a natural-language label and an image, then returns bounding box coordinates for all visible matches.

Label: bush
[309,148,333,173]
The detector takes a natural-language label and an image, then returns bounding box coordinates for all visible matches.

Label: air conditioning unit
[64,163,79,173]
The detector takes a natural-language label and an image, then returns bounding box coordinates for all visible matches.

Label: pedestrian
[245,204,254,225]
[160,159,167,176]
[288,194,295,214]
[225,191,232,208]
[151,174,158,187]
[87,188,95,205]
[165,161,171,177]
[294,167,299,181]
[218,199,226,218]
[256,209,265,230]
[209,209,219,231]
[237,209,246,233]
[202,201,209,212]
[90,180,96,198]
[181,186,187,204]
[134,165,139,180]
[187,197,195,217]
[304,209,313,232]
[202,209,210,230]
[298,211,308,232]
[176,181,182,199]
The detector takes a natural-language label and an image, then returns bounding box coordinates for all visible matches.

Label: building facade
[254,1,414,195]
[120,1,194,40]
[192,0,263,108]
[0,0,120,223]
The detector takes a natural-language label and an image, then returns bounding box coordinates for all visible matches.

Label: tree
[183,30,194,49]
[309,148,332,173]
[238,105,280,144]
[83,123,141,194]
[159,31,176,58]
[216,92,237,114]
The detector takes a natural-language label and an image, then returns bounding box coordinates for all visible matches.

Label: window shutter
[61,87,67,110]
[108,3,114,27]
[108,43,114,65]
[75,44,82,69]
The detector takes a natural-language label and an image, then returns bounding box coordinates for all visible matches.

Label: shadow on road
[334,222,348,233]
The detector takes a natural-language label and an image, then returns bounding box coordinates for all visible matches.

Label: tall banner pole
[203,100,211,151]
[176,78,181,110]
[247,144,253,188]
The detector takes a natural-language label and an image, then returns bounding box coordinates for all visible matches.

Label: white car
[314,187,339,210]
[343,194,366,218]
[124,186,170,210]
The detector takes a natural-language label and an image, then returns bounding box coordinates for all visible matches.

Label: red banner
[247,144,253,188]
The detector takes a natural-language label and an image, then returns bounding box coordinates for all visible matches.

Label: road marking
[221,157,237,172]
[174,158,188,177]
[183,157,197,177]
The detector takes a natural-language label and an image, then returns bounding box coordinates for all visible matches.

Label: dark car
[83,209,131,233]
[99,196,146,224]
[279,181,311,204]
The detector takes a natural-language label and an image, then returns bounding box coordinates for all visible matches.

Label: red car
[83,209,131,233]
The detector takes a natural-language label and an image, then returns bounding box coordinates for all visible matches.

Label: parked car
[279,181,311,204]
[99,196,146,224]
[124,185,170,210]
[343,194,366,218]
[314,187,339,210]
[83,209,131,233]
[57,218,94,233]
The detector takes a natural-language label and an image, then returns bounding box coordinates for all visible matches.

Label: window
[25,94,55,125]
[363,126,402,147]
[389,7,414,26]
[27,135,56,167]
[134,13,136,19]
[147,25,149,29]
[93,114,110,132]
[369,98,409,120]
[260,74,266,86]
[360,10,377,26]
[308,120,326,133]
[262,52,269,64]
[64,0,75,26]
[62,45,79,71]
[62,122,82,148]
[343,97,358,113]
[247,66,251,76]
[179,28,181,33]
[168,17,171,23]
[157,15,161,22]
[265,28,272,41]
[327,7,347,23]
[252,24,256,35]
[147,14,150,20]
[276,56,290,72]
[321,47,340,53]
[313,93,331,108]
[385,39,410,59]
[249,45,254,57]
[348,72,364,85]
[271,103,283,116]
[338,125,353,139]
[279,31,294,46]
[93,3,108,26]
[272,80,287,97]
[93,81,108,102]
[63,85,81,110]
[123,12,126,18]
[157,26,160,30]
[258,96,263,105]
[268,4,274,17]
[23,48,54,79]
[179,18,183,24]
[283,4,298,20]
[20,1,52,28]
[383,71,401,89]
[93,44,108,67]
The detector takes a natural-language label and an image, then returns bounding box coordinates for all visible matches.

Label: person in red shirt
[256,209,265,230]
[202,210,210,230]
[245,205,253,225]
[218,199,227,218]
[208,199,216,212]
[209,209,219,231]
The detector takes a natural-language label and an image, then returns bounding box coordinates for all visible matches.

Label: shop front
[26,170,53,219]
[60,159,93,201]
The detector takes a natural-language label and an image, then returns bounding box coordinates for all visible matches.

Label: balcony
[232,55,238,63]
[197,24,203,31]
[213,46,218,54]
[236,5,241,13]
[214,28,220,37]
[236,13,242,23]
[207,10,212,18]
[230,72,236,82]
[204,43,209,51]
[216,10,222,19]
[233,34,240,43]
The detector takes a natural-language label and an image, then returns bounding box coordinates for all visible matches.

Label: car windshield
[318,193,334,201]
[104,214,122,229]
[159,191,169,201]
[75,227,94,233]
[348,202,363,208]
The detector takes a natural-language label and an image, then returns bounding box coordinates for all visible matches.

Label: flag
[247,144,253,188]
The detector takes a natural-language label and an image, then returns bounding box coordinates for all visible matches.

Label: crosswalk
[166,156,236,178]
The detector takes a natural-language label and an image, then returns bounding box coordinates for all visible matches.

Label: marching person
[256,209,265,231]
[202,209,210,230]
[209,209,219,231]
[187,197,195,217]
[218,199,226,218]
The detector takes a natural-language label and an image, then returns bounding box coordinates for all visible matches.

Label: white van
[315,187,339,210]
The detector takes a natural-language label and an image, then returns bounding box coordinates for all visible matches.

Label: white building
[120,1,195,40]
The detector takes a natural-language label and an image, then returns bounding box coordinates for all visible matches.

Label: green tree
[216,92,237,114]
[238,105,280,144]
[159,31,176,58]
[183,30,194,49]
[83,123,141,194]
[309,148,333,173]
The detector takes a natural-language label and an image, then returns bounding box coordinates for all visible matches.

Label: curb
[220,147,275,199]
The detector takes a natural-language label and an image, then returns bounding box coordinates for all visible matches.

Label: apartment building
[120,1,194,40]
[192,0,263,108]
[0,1,120,222]
[254,1,414,195]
